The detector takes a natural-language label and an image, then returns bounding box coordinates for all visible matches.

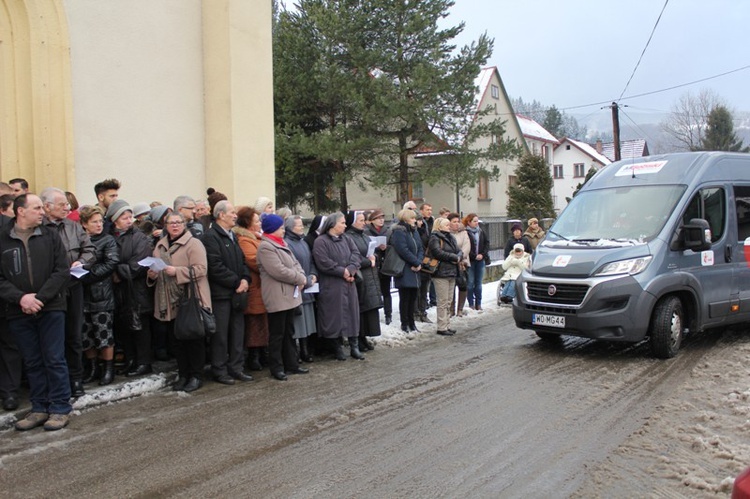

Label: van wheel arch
[649,295,686,359]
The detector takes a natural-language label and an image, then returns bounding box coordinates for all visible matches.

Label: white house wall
[551,143,603,213]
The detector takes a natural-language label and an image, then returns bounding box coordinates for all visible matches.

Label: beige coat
[523,226,546,250]
[256,236,307,313]
[453,227,471,268]
[150,230,211,321]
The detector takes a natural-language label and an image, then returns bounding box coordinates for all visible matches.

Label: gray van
[513,152,750,358]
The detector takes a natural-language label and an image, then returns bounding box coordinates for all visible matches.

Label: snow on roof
[599,139,648,162]
[516,114,559,144]
[564,138,611,165]
[474,67,494,111]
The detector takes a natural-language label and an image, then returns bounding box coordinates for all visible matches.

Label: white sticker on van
[615,160,667,177]
[552,255,571,267]
[701,250,714,266]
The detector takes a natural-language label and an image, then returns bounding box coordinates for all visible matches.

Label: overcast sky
[446,0,750,123]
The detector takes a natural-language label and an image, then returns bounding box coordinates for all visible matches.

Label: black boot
[246,348,263,371]
[82,357,100,384]
[350,337,365,360]
[299,338,313,363]
[385,315,392,325]
[359,335,372,352]
[99,360,115,386]
[333,339,347,361]
[409,322,420,333]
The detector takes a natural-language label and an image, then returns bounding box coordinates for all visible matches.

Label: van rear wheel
[649,296,684,359]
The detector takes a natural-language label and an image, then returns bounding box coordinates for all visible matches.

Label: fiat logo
[547,285,557,296]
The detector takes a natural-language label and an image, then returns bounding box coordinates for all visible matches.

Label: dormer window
[491,84,499,99]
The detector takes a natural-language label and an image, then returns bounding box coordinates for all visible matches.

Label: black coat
[468,227,491,264]
[428,231,461,278]
[390,223,423,289]
[345,227,383,312]
[202,224,251,301]
[113,226,154,314]
[81,233,119,313]
[0,222,69,318]
[504,235,532,258]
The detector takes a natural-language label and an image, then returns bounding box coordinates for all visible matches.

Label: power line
[619,108,656,144]
[559,63,750,112]
[618,0,670,102]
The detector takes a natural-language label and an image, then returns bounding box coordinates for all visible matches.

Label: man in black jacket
[0,209,22,411]
[0,194,72,431]
[202,200,252,385]
[42,187,95,397]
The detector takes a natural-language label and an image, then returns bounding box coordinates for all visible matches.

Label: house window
[574,163,585,177]
[508,175,518,188]
[542,144,549,163]
[532,143,538,155]
[409,181,423,200]
[478,174,489,200]
[566,145,571,150]
[491,84,499,99]
[553,165,563,179]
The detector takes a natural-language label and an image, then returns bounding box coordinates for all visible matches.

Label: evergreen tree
[566,166,598,203]
[507,154,556,219]
[696,105,749,152]
[543,106,564,138]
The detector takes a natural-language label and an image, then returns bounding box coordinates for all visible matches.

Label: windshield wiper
[548,230,569,241]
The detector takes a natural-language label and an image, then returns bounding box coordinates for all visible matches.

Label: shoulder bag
[380,246,405,277]
[175,267,216,340]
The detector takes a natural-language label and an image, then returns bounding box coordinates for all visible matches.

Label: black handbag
[380,246,405,277]
[175,267,216,340]
[456,268,468,290]
[125,276,143,331]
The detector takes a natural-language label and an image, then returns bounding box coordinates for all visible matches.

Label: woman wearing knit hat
[254,197,274,221]
[523,218,545,251]
[256,214,310,380]
[109,200,154,377]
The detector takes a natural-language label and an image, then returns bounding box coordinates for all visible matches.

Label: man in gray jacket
[41,187,95,398]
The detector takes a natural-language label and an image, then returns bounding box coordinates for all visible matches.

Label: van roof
[584,151,750,190]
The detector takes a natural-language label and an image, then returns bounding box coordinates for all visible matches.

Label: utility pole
[611,102,621,161]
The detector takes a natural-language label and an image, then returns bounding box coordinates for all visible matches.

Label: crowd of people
[0,177,508,433]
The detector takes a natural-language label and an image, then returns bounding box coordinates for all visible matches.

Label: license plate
[532,313,565,328]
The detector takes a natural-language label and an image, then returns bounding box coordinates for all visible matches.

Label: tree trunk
[339,183,348,214]
[398,133,410,205]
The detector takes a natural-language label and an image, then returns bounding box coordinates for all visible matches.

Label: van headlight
[595,256,652,276]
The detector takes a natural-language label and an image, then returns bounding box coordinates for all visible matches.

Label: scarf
[264,233,286,247]
[466,225,480,248]
[155,238,184,319]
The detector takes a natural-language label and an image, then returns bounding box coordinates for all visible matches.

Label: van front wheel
[649,296,684,359]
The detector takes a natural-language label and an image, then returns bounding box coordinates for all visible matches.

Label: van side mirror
[682,218,712,252]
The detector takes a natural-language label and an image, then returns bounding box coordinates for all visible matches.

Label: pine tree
[543,106,564,138]
[507,154,556,219]
[696,105,749,152]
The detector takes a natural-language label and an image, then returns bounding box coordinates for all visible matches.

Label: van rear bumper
[512,274,655,342]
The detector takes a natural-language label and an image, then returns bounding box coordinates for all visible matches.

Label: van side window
[734,186,750,241]
[682,188,725,243]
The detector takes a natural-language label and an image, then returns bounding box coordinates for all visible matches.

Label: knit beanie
[106,199,132,222]
[261,214,284,234]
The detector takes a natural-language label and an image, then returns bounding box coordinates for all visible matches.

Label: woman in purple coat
[312,212,363,361]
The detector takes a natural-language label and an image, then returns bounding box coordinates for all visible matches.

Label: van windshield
[547,185,686,246]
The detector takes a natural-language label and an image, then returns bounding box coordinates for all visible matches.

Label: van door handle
[725,245,732,263]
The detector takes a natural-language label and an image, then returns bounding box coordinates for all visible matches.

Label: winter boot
[385,315,392,325]
[349,337,365,360]
[82,357,100,384]
[99,360,115,386]
[457,290,468,316]
[246,348,263,371]
[299,338,314,363]
[333,338,347,361]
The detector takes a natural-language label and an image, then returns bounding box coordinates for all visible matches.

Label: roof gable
[598,138,649,162]
[556,137,611,165]
[515,114,559,144]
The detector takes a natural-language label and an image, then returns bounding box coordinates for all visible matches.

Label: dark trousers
[0,319,22,399]
[10,311,71,414]
[267,309,300,374]
[166,320,205,380]
[116,311,152,366]
[398,287,418,328]
[210,300,245,377]
[65,281,84,381]
[379,274,392,317]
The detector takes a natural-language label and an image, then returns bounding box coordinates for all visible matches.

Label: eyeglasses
[180,206,196,211]
[167,221,185,226]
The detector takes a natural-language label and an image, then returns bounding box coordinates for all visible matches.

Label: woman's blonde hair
[397,209,416,222]
[432,217,449,233]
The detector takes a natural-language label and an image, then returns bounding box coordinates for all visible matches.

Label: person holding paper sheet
[365,209,393,325]
[147,212,210,393]
[107,199,154,377]
[256,214,309,381]
[345,211,382,352]
[284,215,318,363]
[41,187,96,398]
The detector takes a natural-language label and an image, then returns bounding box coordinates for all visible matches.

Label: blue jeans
[10,311,72,414]
[466,260,486,307]
[501,280,517,299]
